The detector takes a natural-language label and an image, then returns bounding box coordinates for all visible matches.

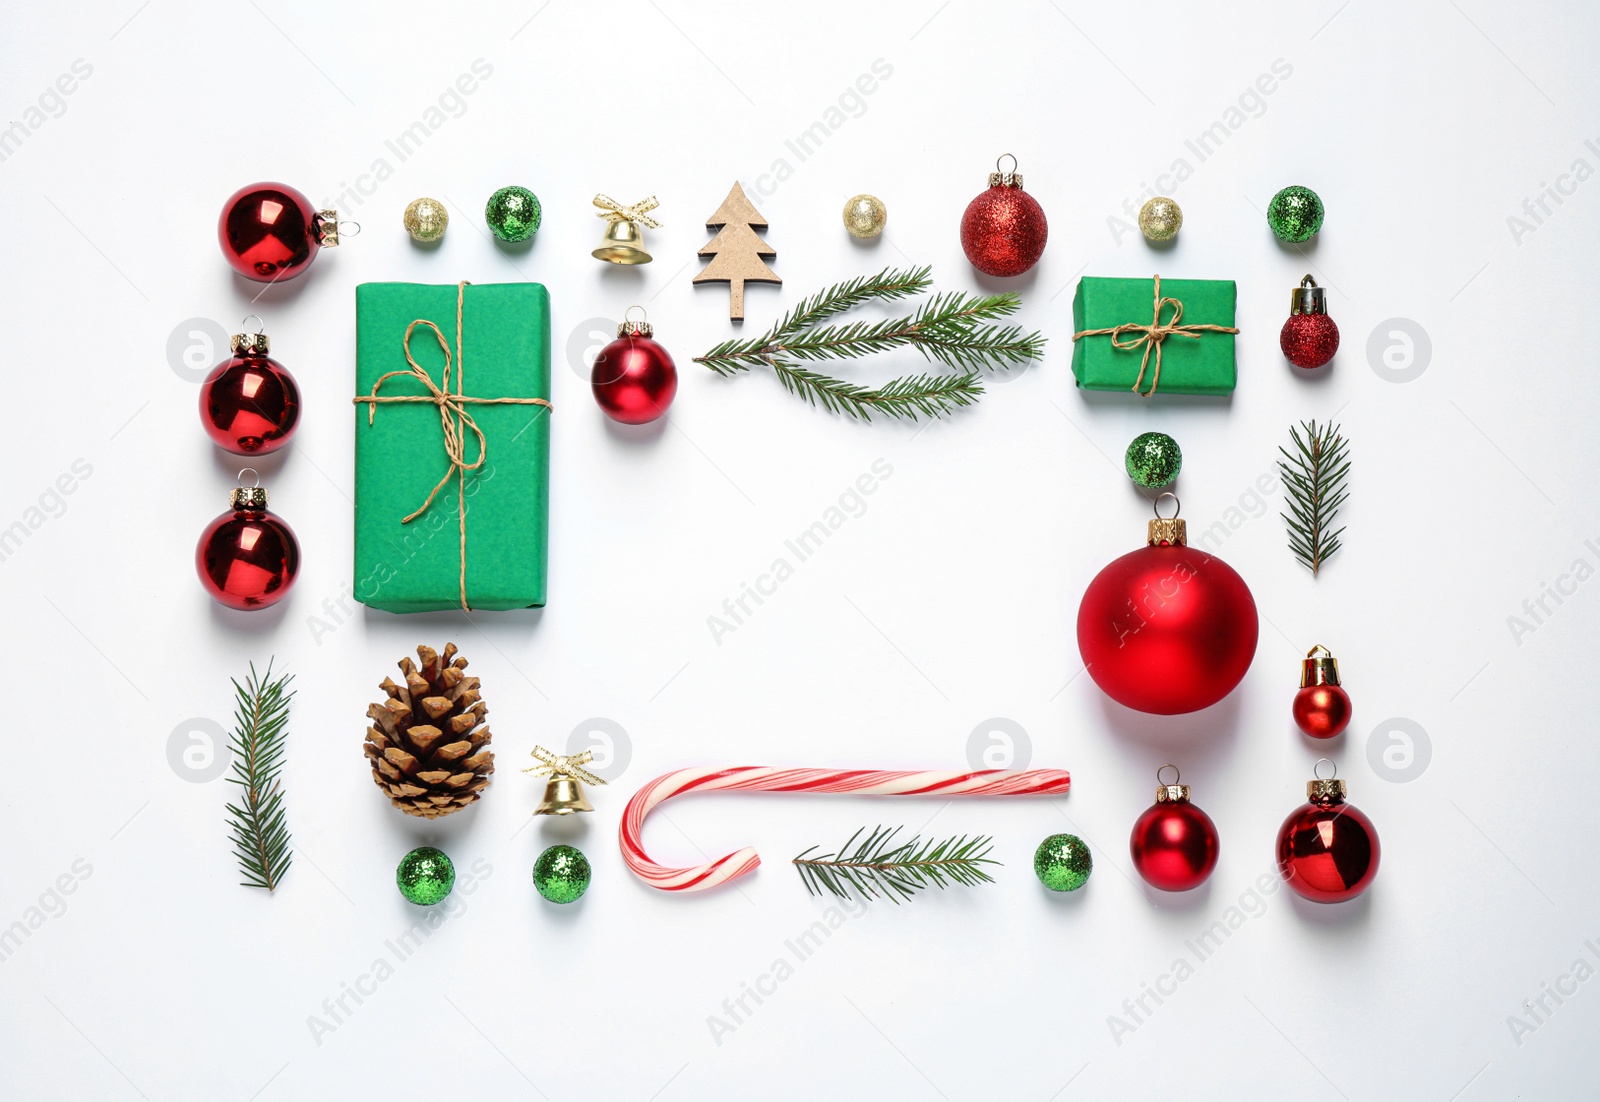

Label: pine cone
[364,643,493,818]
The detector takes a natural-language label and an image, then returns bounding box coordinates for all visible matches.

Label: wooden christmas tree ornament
[364,643,494,818]
[693,182,780,320]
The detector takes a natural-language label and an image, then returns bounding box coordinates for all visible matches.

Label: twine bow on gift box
[353,281,552,611]
[1071,274,1239,397]
[593,193,662,228]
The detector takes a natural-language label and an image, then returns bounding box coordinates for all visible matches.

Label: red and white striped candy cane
[620,766,1072,893]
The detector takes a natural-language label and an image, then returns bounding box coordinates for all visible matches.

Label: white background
[2,1,1597,1098]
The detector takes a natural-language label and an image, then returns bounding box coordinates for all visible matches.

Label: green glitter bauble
[396,846,455,906]
[485,185,542,242]
[1125,431,1182,488]
[533,845,591,904]
[1034,834,1092,892]
[1267,185,1324,243]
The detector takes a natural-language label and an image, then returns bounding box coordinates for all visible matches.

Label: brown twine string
[1071,274,1239,397]
[353,280,552,611]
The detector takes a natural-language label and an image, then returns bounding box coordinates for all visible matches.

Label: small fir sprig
[225,662,295,891]
[694,266,1045,422]
[792,825,1000,903]
[1277,419,1351,575]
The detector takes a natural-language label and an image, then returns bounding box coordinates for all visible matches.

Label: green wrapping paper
[353,281,550,613]
[1071,275,1238,396]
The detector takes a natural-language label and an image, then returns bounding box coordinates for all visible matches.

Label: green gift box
[1071,275,1238,396]
[353,281,551,613]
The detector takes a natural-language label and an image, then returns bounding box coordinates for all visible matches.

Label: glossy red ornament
[1130,766,1219,892]
[960,155,1047,277]
[199,325,300,454]
[196,475,300,610]
[218,182,340,282]
[592,311,677,424]
[1280,274,1339,369]
[1292,644,1351,739]
[1277,762,1379,903]
[1077,497,1258,715]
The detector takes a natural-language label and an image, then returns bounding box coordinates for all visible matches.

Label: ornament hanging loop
[1147,492,1186,546]
[1308,757,1348,802]
[241,315,265,334]
[990,153,1022,188]
[1154,492,1180,519]
[232,316,271,354]
[1314,758,1337,780]
[237,467,260,488]
[1157,763,1180,785]
[618,305,653,338]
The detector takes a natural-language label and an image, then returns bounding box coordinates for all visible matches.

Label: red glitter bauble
[592,330,677,425]
[1293,683,1352,739]
[1130,799,1219,892]
[1277,786,1379,903]
[196,501,300,610]
[961,180,1047,277]
[1280,313,1340,369]
[218,182,328,282]
[200,351,300,454]
[1077,543,1259,715]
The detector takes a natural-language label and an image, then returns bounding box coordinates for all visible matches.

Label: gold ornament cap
[231,317,269,355]
[1300,644,1341,688]
[315,209,341,247]
[230,468,267,510]
[1146,492,1187,546]
[1291,274,1327,316]
[1154,764,1191,803]
[987,153,1023,189]
[1306,759,1347,803]
[616,306,653,338]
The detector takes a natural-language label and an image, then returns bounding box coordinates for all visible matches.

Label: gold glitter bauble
[403,197,449,243]
[842,194,887,239]
[1138,196,1182,242]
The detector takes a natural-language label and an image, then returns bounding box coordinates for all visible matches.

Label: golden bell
[534,776,594,815]
[592,218,653,265]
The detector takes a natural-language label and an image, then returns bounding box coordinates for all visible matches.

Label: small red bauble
[960,155,1047,277]
[1277,762,1379,903]
[218,182,341,282]
[1292,644,1351,739]
[196,474,300,610]
[1130,766,1219,892]
[1077,496,1258,715]
[1280,274,1339,369]
[199,323,300,454]
[592,311,677,425]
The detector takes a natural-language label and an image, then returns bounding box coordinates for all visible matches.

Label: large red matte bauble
[200,353,300,454]
[1077,544,1259,715]
[218,182,325,282]
[1130,801,1220,892]
[961,184,1048,277]
[196,507,300,610]
[1293,684,1352,739]
[592,332,677,424]
[1280,312,1340,369]
[1277,799,1379,903]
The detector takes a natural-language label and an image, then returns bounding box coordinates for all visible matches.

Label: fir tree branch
[1277,420,1350,575]
[793,826,1000,904]
[224,661,295,891]
[693,267,1045,421]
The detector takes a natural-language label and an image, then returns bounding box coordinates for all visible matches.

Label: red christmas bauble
[593,330,677,424]
[196,503,300,610]
[1280,313,1340,369]
[1277,794,1379,903]
[1293,684,1352,739]
[961,180,1047,277]
[1077,543,1259,715]
[218,182,327,282]
[200,351,300,454]
[1130,799,1219,892]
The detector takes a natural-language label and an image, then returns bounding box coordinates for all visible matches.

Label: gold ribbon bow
[1071,274,1239,397]
[522,745,606,788]
[593,193,661,229]
[353,281,552,611]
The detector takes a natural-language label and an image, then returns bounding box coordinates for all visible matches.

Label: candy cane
[620,767,1072,893]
